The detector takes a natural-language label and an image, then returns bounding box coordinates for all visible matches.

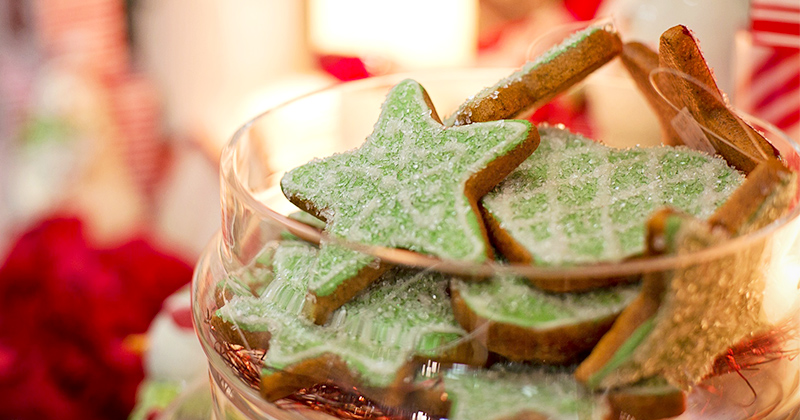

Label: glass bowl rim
[219,68,800,280]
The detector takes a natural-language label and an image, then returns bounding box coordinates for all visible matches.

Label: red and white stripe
[33,0,129,79]
[744,0,800,139]
[111,74,167,203]
[750,0,800,48]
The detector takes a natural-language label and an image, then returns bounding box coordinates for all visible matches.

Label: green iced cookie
[444,23,622,126]
[216,239,477,404]
[451,275,639,363]
[481,126,744,267]
[442,364,606,420]
[579,159,797,390]
[440,364,685,420]
[281,78,538,323]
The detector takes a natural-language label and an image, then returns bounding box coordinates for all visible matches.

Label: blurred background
[0,0,797,419]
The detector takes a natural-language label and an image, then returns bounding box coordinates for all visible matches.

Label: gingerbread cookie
[660,25,779,173]
[212,241,281,310]
[442,364,685,420]
[450,274,639,363]
[445,23,621,126]
[480,126,743,280]
[575,211,757,389]
[215,239,484,410]
[281,78,538,324]
[708,157,797,235]
[622,26,777,173]
[605,377,686,420]
[576,157,797,390]
[442,364,605,420]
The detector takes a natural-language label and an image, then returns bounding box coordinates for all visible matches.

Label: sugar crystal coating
[444,24,604,126]
[597,215,769,389]
[443,364,606,420]
[453,275,639,329]
[217,239,469,388]
[281,78,533,295]
[482,126,745,266]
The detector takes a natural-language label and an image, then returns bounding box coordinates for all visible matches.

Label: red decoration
[318,55,372,81]
[0,217,192,420]
[562,0,605,21]
[528,95,595,139]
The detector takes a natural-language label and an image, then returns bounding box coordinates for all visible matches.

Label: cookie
[287,210,326,230]
[450,275,639,363]
[576,157,797,389]
[605,377,686,420]
[619,41,683,146]
[442,364,605,420]
[302,243,391,325]
[281,78,538,323]
[212,241,280,309]
[215,239,484,410]
[656,25,777,173]
[576,198,798,392]
[708,157,798,235]
[445,23,622,126]
[480,126,744,289]
[443,364,686,420]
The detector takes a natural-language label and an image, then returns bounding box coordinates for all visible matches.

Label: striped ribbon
[34,0,130,79]
[750,0,800,48]
[743,0,800,138]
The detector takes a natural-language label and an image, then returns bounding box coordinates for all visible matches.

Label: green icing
[609,195,656,225]
[281,78,532,296]
[586,317,656,390]
[310,243,376,296]
[512,193,549,219]
[482,126,745,266]
[617,225,646,254]
[443,364,606,420]
[217,242,277,298]
[217,240,468,388]
[559,152,598,178]
[558,179,598,207]
[658,151,709,178]
[560,208,602,238]
[607,148,645,163]
[610,160,649,190]
[453,276,639,329]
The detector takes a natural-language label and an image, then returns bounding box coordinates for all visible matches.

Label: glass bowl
[192,68,800,420]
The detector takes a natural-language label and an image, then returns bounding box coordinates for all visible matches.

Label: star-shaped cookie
[215,239,483,412]
[620,25,777,174]
[281,79,538,324]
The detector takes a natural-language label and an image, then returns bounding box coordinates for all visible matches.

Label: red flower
[0,217,193,420]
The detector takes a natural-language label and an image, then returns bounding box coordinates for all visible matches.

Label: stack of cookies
[210,23,798,420]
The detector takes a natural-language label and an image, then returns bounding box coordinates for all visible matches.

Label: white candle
[308,0,478,70]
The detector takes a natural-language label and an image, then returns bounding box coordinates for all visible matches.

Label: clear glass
[192,68,800,420]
